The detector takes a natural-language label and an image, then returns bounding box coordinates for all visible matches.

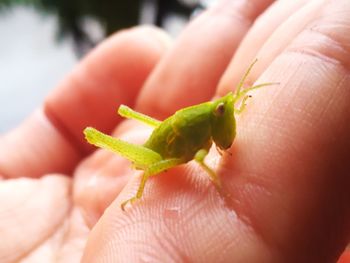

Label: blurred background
[0,0,217,132]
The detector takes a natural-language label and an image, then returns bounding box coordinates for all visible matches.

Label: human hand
[1,0,350,262]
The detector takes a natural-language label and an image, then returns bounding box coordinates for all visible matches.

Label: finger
[56,208,90,263]
[338,247,350,263]
[18,208,89,263]
[82,158,275,262]
[219,0,350,260]
[0,175,71,263]
[136,0,276,119]
[218,0,324,95]
[45,26,171,152]
[0,26,170,178]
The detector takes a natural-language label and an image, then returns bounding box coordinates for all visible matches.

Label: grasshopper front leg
[194,149,221,190]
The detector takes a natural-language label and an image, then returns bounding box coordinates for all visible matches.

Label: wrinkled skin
[1,0,350,262]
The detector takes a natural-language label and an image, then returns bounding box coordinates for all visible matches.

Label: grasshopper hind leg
[121,158,183,210]
[118,105,161,127]
[84,127,163,169]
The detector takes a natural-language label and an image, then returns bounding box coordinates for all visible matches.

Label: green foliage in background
[0,0,141,55]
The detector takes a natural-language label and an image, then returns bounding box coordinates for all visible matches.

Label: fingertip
[130,25,173,51]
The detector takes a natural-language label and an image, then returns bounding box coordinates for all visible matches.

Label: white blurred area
[0,7,78,133]
[0,1,217,133]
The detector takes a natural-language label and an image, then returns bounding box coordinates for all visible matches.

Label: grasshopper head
[211,92,236,150]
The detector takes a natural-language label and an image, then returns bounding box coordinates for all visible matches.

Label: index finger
[0,26,171,178]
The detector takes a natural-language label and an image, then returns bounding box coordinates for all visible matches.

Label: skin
[0,0,350,262]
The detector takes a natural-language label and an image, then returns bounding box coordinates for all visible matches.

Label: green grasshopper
[84,59,275,210]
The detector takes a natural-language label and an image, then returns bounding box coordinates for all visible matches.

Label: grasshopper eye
[215,103,225,116]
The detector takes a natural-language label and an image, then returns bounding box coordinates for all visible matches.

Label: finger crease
[44,104,87,156]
